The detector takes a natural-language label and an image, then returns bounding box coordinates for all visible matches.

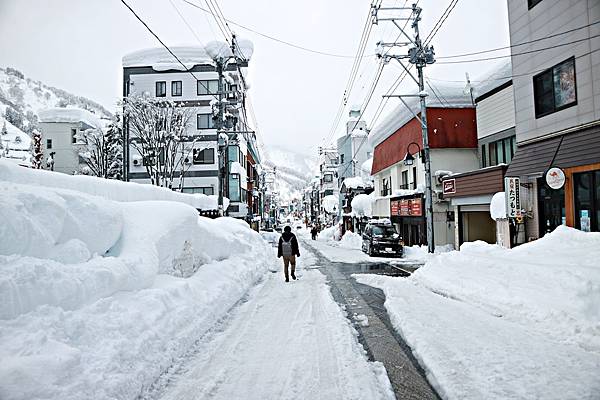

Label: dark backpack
[282,237,293,256]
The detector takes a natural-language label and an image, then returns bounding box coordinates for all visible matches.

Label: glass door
[538,179,565,236]
[574,170,600,232]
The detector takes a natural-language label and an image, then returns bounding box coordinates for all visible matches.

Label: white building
[38,108,104,174]
[122,45,255,218]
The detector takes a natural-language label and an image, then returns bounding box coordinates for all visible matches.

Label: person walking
[277,226,300,282]
[310,225,318,240]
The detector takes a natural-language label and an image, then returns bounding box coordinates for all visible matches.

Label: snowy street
[154,246,394,400]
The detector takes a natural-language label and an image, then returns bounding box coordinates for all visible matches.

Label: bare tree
[123,96,204,189]
[77,116,123,179]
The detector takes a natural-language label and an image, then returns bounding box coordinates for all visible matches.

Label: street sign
[504,177,521,218]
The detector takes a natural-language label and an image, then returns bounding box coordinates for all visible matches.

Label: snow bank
[318,224,342,241]
[38,107,102,130]
[490,191,506,220]
[339,231,362,250]
[0,159,224,210]
[0,177,273,399]
[355,226,600,399]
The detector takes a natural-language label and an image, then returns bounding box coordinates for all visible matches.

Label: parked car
[361,222,403,257]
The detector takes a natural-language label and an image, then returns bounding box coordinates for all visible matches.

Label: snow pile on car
[0,167,274,400]
[355,226,600,399]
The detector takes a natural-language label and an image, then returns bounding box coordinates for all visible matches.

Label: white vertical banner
[504,177,521,218]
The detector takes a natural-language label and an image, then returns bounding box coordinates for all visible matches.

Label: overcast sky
[0,0,509,156]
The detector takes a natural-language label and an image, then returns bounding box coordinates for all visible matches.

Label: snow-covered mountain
[0,66,113,136]
[263,146,317,204]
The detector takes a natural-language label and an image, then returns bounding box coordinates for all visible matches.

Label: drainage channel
[303,240,440,400]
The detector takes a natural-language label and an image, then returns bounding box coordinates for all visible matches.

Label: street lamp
[403,142,421,166]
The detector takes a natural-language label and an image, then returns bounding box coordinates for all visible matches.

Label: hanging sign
[443,179,456,194]
[545,167,565,190]
[504,177,521,218]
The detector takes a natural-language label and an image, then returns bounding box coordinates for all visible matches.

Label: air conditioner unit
[132,156,142,166]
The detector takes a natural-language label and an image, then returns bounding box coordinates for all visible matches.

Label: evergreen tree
[30,129,43,169]
[105,115,123,180]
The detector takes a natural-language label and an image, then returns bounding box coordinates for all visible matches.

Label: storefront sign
[390,201,399,215]
[504,177,521,218]
[545,167,566,189]
[396,198,422,217]
[443,179,456,194]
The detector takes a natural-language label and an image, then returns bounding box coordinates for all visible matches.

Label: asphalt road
[301,239,440,400]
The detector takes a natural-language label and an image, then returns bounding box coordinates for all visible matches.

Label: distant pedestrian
[277,226,300,282]
[310,225,318,240]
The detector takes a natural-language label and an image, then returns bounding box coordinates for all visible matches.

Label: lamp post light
[403,142,421,166]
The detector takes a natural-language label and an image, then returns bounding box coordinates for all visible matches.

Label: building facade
[505,0,600,236]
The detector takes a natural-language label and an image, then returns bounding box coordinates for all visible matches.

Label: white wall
[508,0,600,143]
[40,121,84,175]
[476,85,516,138]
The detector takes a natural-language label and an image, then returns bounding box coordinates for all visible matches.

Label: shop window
[574,170,600,232]
[533,57,576,118]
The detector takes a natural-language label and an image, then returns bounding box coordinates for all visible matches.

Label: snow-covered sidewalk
[159,261,394,400]
[356,227,600,399]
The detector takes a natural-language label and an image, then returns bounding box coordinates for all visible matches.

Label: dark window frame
[46,138,53,149]
[171,81,182,97]
[197,80,219,95]
[528,0,543,10]
[533,57,577,118]
[197,113,214,130]
[192,147,215,164]
[156,81,166,97]
[71,128,77,144]
[182,186,214,195]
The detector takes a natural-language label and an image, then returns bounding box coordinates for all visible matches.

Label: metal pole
[216,58,226,217]
[413,11,435,253]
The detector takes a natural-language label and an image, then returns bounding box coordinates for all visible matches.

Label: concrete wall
[508,0,600,143]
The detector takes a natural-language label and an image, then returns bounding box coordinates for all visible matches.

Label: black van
[361,222,403,257]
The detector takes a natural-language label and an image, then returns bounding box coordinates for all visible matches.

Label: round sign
[545,167,565,189]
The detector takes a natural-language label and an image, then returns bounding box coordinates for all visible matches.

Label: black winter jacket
[277,231,300,257]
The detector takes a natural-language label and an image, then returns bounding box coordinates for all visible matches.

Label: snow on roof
[1,116,31,150]
[473,60,512,101]
[368,83,474,149]
[38,108,102,130]
[342,176,371,190]
[122,46,212,70]
[123,40,253,71]
[351,128,368,138]
[350,193,374,217]
[322,194,338,213]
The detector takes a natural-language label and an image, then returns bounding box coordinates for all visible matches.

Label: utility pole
[373,3,436,253]
[215,58,227,217]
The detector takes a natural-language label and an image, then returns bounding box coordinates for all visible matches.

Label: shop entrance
[459,209,496,245]
[574,170,600,232]
[538,179,565,236]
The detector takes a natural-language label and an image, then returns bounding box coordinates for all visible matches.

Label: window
[340,154,344,164]
[412,167,417,190]
[528,0,543,9]
[381,177,390,196]
[323,174,333,183]
[229,173,241,202]
[183,187,214,195]
[197,80,219,95]
[489,142,497,166]
[401,170,409,189]
[228,145,240,163]
[71,128,77,144]
[197,114,214,129]
[171,81,182,96]
[156,81,166,97]
[534,57,576,118]
[483,135,516,167]
[46,139,52,149]
[481,144,487,167]
[324,189,334,196]
[193,148,215,164]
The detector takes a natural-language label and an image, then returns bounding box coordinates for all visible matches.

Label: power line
[120,0,218,99]
[181,0,360,58]
[438,19,600,60]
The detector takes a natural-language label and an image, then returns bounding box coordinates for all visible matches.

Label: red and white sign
[545,167,565,190]
[443,179,456,194]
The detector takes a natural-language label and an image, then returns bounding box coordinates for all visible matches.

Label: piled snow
[490,191,507,220]
[339,231,363,250]
[123,41,253,72]
[368,83,474,148]
[361,157,373,176]
[355,226,600,399]
[351,193,375,217]
[38,107,102,130]
[0,159,225,210]
[322,194,338,213]
[342,176,371,190]
[0,176,273,399]
[318,224,342,242]
[0,116,32,166]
